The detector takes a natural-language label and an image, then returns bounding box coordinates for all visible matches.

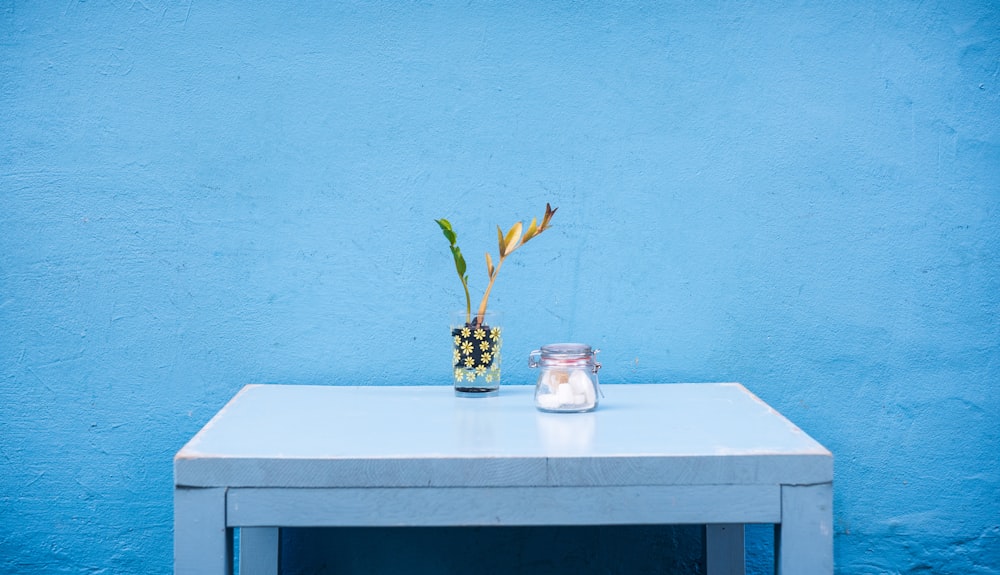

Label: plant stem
[475,257,505,325]
[463,283,471,324]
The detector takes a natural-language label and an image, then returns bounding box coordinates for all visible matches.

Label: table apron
[226,484,782,527]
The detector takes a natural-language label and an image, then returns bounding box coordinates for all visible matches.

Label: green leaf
[435,219,457,245]
[452,246,467,276]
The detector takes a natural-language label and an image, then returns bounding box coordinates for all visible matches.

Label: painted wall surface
[2,1,998,573]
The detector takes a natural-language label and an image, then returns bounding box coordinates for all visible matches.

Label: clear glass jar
[528,343,601,412]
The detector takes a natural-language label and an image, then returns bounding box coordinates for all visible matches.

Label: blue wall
[2,1,998,573]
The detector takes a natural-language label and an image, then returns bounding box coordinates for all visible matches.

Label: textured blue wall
[2,1,998,573]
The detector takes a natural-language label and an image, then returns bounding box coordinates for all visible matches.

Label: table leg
[239,528,280,575]
[175,487,231,575]
[706,523,745,575]
[776,483,833,574]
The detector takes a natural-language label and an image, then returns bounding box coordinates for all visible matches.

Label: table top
[175,383,832,489]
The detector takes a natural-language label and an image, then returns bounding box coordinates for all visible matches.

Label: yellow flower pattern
[453,323,501,386]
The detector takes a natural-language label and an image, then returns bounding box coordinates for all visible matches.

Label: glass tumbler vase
[451,311,502,397]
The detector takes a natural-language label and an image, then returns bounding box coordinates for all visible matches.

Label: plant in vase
[436,203,557,396]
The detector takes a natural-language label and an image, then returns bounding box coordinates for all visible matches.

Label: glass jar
[528,343,602,412]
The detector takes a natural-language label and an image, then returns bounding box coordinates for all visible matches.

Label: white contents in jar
[536,392,562,409]
[568,369,595,405]
[556,382,575,405]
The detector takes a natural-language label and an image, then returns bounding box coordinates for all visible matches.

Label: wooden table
[174,383,832,574]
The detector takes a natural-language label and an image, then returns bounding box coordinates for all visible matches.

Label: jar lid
[540,343,594,359]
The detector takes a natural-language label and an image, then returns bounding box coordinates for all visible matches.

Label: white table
[174,383,832,574]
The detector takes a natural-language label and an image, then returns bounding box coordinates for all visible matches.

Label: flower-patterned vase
[451,311,502,397]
